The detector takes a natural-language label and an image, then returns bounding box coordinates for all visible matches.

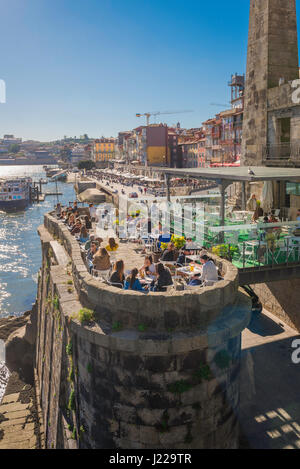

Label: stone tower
[242,0,299,165]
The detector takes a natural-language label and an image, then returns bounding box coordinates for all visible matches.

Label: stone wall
[252,279,300,332]
[35,213,251,449]
[242,0,299,166]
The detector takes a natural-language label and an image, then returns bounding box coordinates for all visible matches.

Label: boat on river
[0,177,32,212]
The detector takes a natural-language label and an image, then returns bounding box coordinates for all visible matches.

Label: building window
[277,117,291,143]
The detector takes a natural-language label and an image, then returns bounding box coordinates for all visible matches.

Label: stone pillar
[242,0,299,166]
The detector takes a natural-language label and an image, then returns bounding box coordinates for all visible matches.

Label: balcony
[263,140,300,166]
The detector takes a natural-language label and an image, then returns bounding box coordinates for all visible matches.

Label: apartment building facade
[92,138,115,162]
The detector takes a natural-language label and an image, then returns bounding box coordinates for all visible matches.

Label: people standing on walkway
[247,194,257,212]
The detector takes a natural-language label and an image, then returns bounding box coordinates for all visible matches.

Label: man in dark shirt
[160,243,175,262]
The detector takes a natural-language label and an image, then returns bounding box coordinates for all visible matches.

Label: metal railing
[209,239,300,272]
[264,140,300,161]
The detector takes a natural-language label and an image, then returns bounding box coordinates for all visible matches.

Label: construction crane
[135,110,193,126]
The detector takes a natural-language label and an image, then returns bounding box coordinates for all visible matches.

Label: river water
[0,165,76,317]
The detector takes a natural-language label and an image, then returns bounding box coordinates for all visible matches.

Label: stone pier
[34,211,251,449]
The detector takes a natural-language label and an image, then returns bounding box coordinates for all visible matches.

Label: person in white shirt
[199,255,218,286]
[89,203,97,222]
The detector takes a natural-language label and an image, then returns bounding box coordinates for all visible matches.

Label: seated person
[66,213,75,228]
[199,255,218,286]
[86,242,98,272]
[124,268,148,292]
[84,215,92,230]
[187,273,202,287]
[263,216,269,224]
[252,202,263,222]
[160,242,176,262]
[177,239,201,265]
[59,210,67,221]
[72,201,78,213]
[93,248,111,272]
[183,237,197,251]
[71,220,82,236]
[55,203,62,218]
[78,226,89,244]
[106,237,119,252]
[139,255,156,280]
[84,234,95,251]
[109,260,125,288]
[151,263,173,292]
[269,211,279,223]
[177,250,186,265]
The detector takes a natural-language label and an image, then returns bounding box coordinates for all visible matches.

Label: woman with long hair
[93,247,111,271]
[85,215,92,230]
[106,237,119,252]
[124,268,147,292]
[67,213,75,227]
[151,263,173,292]
[79,226,90,243]
[109,260,125,288]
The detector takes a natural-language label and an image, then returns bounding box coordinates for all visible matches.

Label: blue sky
[0,0,291,141]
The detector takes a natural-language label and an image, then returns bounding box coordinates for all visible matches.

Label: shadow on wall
[252,279,300,332]
[239,334,300,449]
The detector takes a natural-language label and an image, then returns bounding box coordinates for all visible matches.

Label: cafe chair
[92,268,111,281]
[106,280,124,289]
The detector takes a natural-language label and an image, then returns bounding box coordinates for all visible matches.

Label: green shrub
[68,389,75,411]
[112,321,122,332]
[77,308,95,324]
[52,294,59,310]
[87,363,92,374]
[66,340,73,356]
[138,324,147,332]
[167,380,192,394]
[193,363,212,383]
[68,364,74,382]
[156,410,170,433]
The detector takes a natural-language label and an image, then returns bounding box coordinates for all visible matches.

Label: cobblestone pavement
[239,309,300,449]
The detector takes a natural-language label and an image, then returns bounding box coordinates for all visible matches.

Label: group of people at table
[54,202,220,293]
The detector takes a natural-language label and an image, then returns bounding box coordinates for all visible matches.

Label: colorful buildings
[178,128,206,168]
[92,138,115,162]
[114,73,244,169]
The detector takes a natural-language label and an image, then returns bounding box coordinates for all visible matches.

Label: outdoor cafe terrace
[147,165,300,279]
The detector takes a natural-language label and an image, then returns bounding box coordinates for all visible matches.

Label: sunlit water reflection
[0,165,76,317]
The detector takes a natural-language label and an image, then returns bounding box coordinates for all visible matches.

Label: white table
[138,276,154,285]
[176,266,202,278]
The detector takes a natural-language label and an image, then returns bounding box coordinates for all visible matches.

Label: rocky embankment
[0,313,32,405]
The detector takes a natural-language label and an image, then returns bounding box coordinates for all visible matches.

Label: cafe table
[176,265,202,278]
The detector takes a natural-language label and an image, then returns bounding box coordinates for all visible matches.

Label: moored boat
[0,177,32,212]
